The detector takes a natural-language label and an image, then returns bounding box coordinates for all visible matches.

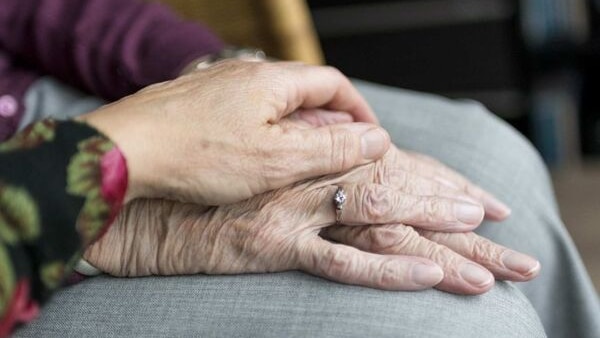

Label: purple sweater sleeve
[0,0,225,101]
[0,54,38,141]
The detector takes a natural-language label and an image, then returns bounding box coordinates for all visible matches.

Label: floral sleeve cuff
[0,119,127,336]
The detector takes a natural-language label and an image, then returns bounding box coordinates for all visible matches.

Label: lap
[18,76,598,337]
[15,273,544,337]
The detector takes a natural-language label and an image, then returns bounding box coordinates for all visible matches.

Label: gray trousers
[14,78,600,337]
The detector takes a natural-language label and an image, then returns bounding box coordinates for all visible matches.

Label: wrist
[180,46,267,75]
[75,108,147,202]
[84,199,173,277]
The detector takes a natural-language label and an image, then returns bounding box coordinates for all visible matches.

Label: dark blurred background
[307,0,600,289]
[308,0,600,165]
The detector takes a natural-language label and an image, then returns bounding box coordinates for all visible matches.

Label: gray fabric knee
[353,79,556,210]
[15,273,546,338]
[21,77,105,130]
[353,79,600,337]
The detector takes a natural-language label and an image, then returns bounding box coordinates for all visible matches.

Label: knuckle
[360,185,392,222]
[372,159,389,185]
[469,238,498,265]
[267,80,290,108]
[328,129,360,172]
[367,225,418,253]
[428,245,462,269]
[422,198,451,223]
[259,154,295,184]
[376,259,401,288]
[384,167,411,192]
[432,181,446,196]
[323,246,354,278]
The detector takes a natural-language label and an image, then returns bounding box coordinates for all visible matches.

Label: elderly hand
[285,109,512,221]
[78,60,390,205]
[84,148,539,295]
[321,224,540,295]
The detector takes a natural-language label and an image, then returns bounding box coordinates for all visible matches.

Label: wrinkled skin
[85,145,540,295]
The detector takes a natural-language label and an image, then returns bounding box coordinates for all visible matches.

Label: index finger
[275,62,379,124]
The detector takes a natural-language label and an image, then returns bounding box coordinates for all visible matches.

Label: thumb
[284,123,391,179]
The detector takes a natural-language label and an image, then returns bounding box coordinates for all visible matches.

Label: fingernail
[360,128,389,160]
[454,203,484,225]
[411,263,444,286]
[502,252,541,275]
[460,263,494,287]
[483,195,512,219]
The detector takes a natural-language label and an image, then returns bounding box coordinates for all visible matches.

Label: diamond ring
[333,187,346,224]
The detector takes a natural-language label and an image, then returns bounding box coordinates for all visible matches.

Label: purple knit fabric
[0,0,225,140]
[0,53,37,140]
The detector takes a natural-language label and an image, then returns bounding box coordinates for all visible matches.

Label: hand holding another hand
[82,62,538,295]
[79,60,390,205]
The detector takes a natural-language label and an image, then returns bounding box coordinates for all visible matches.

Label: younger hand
[79,60,389,205]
